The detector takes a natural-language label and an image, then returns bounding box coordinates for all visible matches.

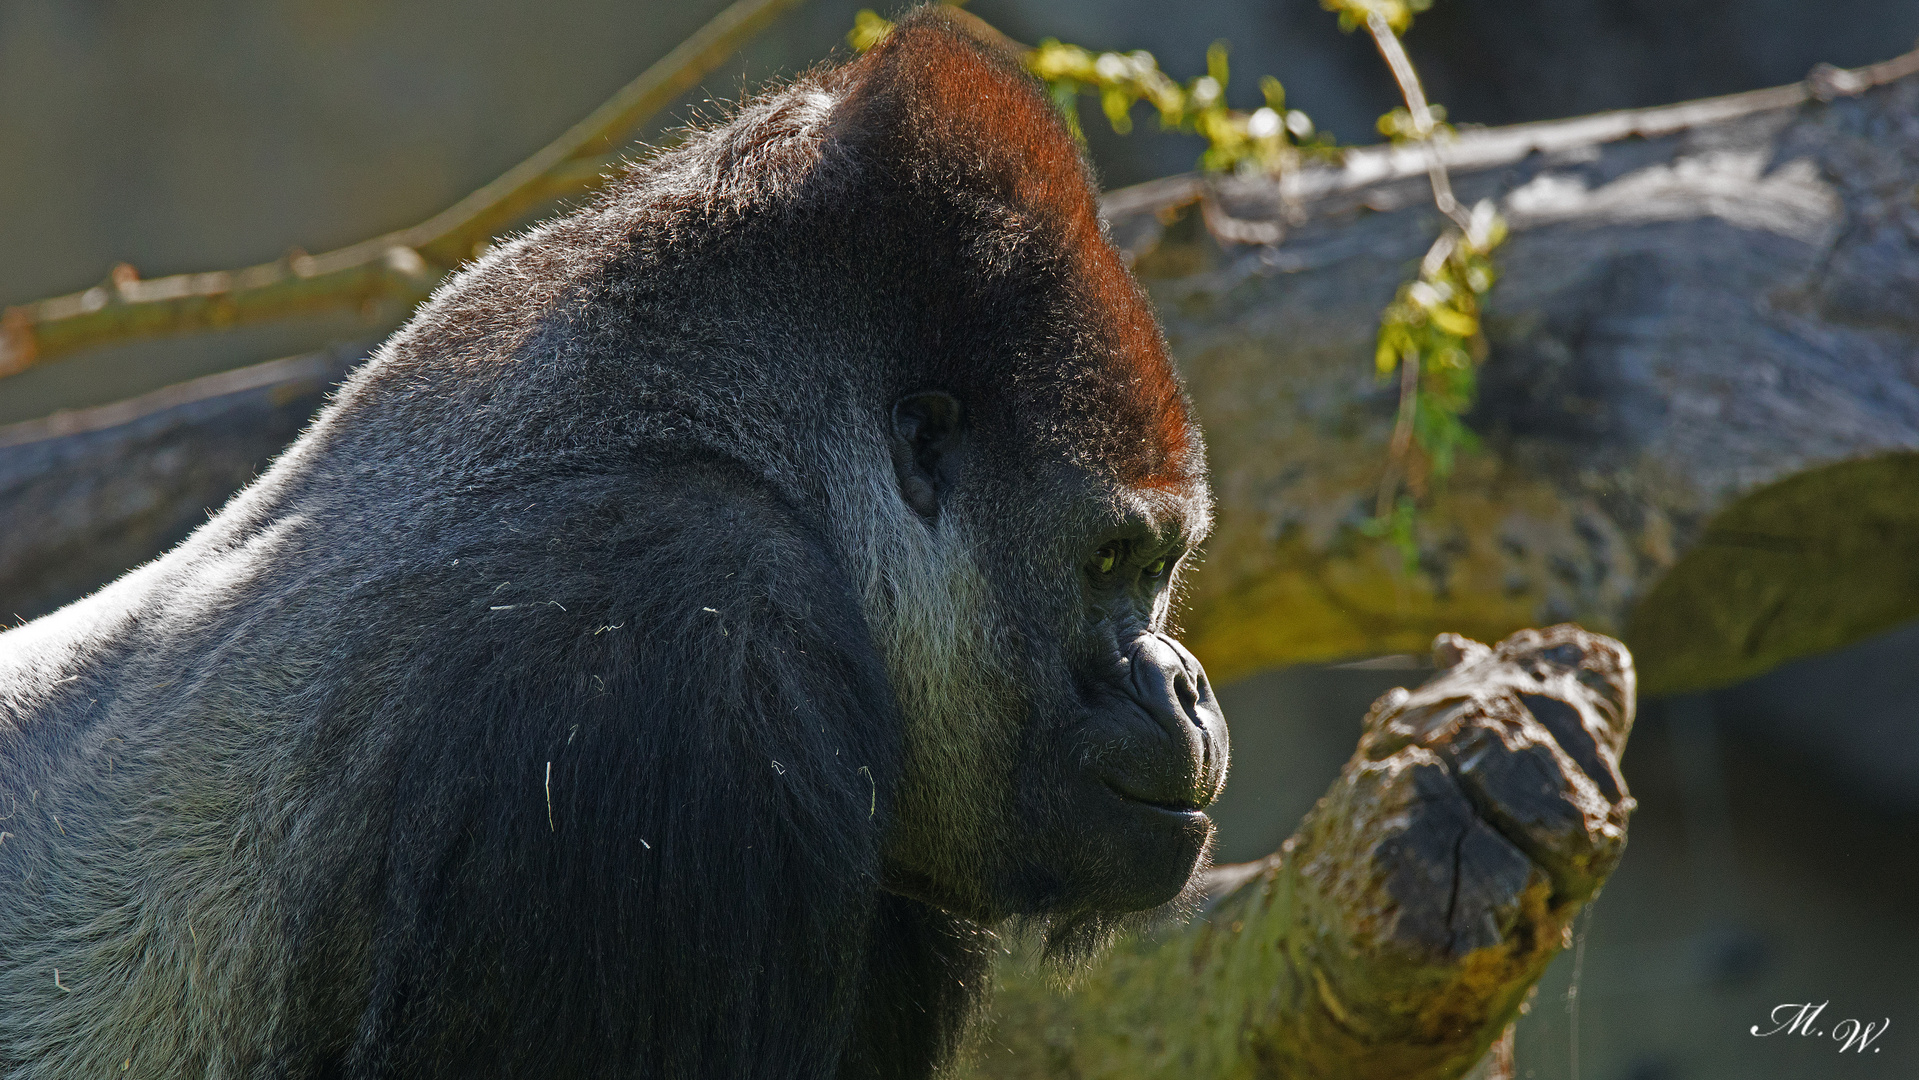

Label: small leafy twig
[0,0,808,379]
[849,11,1338,175]
[1348,3,1470,230]
[1372,204,1505,515]
[1026,39,1340,174]
[1321,0,1509,552]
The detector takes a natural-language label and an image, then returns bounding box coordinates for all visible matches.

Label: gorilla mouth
[1100,777,1211,816]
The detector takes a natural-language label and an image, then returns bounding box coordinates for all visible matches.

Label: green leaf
[847,10,892,51]
[1048,81,1086,143]
[1427,305,1478,338]
[1260,76,1287,112]
[1101,87,1134,133]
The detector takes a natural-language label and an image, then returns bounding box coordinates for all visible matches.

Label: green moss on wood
[1628,451,1919,696]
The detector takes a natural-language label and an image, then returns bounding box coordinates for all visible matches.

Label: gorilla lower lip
[1102,779,1208,815]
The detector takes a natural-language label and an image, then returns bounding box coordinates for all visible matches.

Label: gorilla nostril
[1174,674,1200,722]
[1128,636,1216,736]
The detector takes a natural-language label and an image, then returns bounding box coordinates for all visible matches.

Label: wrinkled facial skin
[880,394,1228,926]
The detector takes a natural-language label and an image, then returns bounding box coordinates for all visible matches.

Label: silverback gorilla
[0,10,1228,1078]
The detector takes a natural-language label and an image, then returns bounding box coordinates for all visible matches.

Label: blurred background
[8,0,1919,423]
[4,2,1919,1077]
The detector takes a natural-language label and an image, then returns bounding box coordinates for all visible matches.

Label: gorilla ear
[890,392,965,522]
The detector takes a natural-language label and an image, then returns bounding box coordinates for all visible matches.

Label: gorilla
[0,10,1227,1078]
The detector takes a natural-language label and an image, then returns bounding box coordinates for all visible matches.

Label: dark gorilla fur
[0,10,1228,1078]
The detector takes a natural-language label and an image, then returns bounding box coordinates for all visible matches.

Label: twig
[1362,7,1463,519]
[0,0,807,379]
[1378,338,1422,519]
[1201,41,1919,210]
[1363,10,1470,230]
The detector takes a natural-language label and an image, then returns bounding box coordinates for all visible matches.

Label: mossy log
[1108,56,1919,695]
[965,626,1634,1080]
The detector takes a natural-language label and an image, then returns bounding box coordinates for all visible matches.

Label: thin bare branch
[1364,10,1470,230]
[0,0,806,379]
[1378,338,1422,518]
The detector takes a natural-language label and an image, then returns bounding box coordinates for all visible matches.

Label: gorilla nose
[1109,633,1229,810]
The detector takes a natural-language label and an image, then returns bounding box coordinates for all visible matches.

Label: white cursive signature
[1751,1001,1890,1054]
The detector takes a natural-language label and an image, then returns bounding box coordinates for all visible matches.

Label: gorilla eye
[1143,557,1171,579]
[1091,545,1121,576]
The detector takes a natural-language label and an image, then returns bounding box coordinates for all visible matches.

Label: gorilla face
[1015,489,1228,919]
[878,391,1228,927]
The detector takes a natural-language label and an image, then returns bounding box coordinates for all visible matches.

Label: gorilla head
[547,9,1231,939]
[795,17,1228,937]
[0,8,1226,1076]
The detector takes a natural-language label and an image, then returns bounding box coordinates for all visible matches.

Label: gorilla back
[0,11,1226,1078]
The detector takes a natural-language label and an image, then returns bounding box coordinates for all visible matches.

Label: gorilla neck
[844,895,995,1080]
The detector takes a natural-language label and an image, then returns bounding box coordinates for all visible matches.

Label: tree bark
[0,349,361,623]
[965,626,1634,1080]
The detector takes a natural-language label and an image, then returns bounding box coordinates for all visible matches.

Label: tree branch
[1102,51,1919,691]
[0,0,806,379]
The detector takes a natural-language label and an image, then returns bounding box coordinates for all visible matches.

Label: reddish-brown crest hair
[832,10,1200,488]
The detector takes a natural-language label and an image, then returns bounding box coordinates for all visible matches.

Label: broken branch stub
[970,625,1635,1080]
